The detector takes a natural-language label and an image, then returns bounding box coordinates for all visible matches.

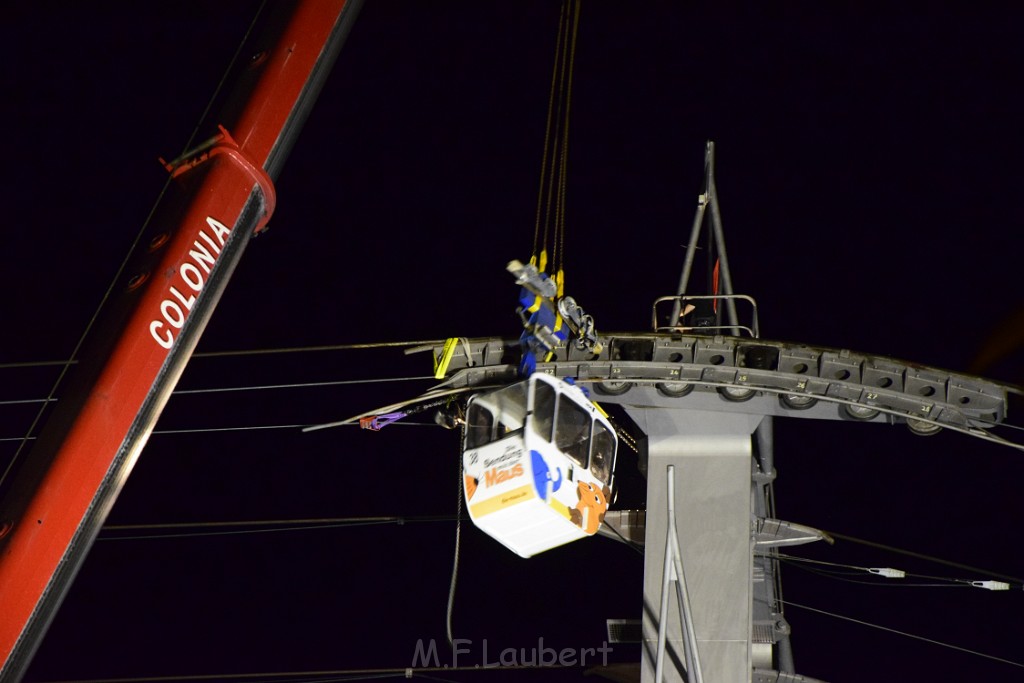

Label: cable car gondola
[462,373,617,558]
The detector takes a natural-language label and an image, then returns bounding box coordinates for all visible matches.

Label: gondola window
[555,396,591,467]
[466,382,528,448]
[532,379,556,442]
[590,420,614,484]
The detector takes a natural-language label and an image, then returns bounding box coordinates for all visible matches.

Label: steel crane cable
[531,0,581,295]
[554,0,581,287]
[530,1,566,263]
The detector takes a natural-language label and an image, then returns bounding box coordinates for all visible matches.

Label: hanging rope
[445,420,466,649]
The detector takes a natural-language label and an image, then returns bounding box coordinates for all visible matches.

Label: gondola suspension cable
[767,552,1022,589]
[173,375,435,396]
[93,513,1023,590]
[821,529,1024,583]
[97,514,458,542]
[92,513,1020,589]
[0,374,435,420]
[0,421,440,444]
[4,374,1023,450]
[5,365,1023,438]
[0,339,454,370]
[780,559,988,589]
[193,339,451,358]
[781,599,1024,670]
[40,663,578,683]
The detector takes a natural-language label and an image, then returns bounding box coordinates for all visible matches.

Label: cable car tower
[338,139,1017,683]
[309,2,1020,675]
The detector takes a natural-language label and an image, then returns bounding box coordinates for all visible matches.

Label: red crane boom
[0,2,361,679]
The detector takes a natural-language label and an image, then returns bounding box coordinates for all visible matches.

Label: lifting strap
[514,1,601,378]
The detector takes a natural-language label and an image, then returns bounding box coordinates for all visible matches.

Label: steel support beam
[630,407,762,683]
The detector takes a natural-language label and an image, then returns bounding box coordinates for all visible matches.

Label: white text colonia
[149,216,231,349]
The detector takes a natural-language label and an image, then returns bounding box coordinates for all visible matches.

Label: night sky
[2,3,1023,682]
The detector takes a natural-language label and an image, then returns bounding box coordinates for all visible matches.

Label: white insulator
[868,567,906,578]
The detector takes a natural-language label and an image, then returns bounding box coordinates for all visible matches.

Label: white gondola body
[462,373,617,558]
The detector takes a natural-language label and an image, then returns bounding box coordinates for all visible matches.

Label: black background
[2,3,1023,682]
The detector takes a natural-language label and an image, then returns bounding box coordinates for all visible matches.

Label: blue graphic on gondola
[531,450,562,500]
